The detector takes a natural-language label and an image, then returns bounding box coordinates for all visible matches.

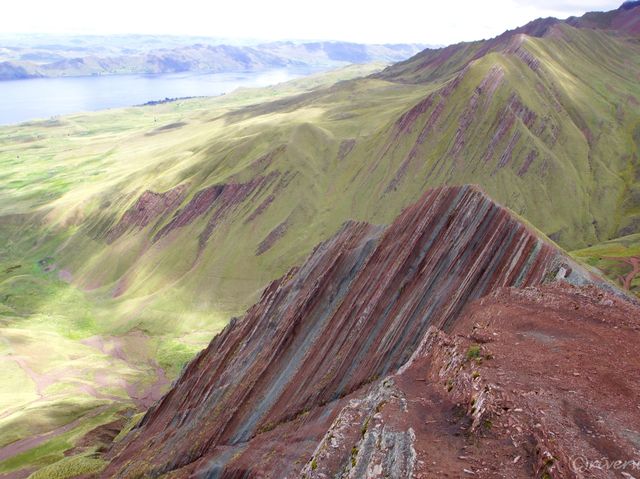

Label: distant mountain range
[0,35,429,80]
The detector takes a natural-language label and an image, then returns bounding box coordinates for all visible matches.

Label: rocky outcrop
[567,2,640,35]
[337,139,356,161]
[106,184,188,243]
[306,282,640,478]
[102,185,621,478]
[154,173,279,247]
[255,218,289,255]
[106,173,281,252]
[153,184,226,241]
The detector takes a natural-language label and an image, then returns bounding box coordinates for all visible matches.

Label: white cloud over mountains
[0,0,624,45]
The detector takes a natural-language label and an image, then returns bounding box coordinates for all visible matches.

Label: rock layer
[102,185,613,478]
[106,184,188,243]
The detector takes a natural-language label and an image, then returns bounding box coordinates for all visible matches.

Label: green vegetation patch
[572,233,640,297]
[156,337,204,375]
[27,454,106,479]
[0,406,120,475]
[466,345,482,360]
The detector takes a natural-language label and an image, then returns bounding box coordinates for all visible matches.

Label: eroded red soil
[305,283,640,478]
[412,283,640,478]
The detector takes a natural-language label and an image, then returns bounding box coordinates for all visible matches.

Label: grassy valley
[0,63,389,476]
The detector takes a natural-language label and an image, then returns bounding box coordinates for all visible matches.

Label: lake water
[0,68,316,126]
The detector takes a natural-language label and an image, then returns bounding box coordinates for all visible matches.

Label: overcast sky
[1,0,623,45]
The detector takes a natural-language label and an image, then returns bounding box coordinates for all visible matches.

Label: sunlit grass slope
[0,63,386,475]
[7,26,638,329]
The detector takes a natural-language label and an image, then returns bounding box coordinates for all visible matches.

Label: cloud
[512,0,621,14]
[0,0,627,45]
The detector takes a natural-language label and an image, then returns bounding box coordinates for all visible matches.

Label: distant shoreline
[137,96,206,107]
[0,68,310,125]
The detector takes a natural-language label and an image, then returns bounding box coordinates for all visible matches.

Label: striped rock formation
[102,185,615,478]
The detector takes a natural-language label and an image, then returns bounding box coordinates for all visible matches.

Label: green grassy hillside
[1,14,639,474]
[572,233,640,297]
[0,63,389,475]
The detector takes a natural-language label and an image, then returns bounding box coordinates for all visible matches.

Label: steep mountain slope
[29,4,639,324]
[379,1,640,83]
[373,22,640,246]
[1,4,640,474]
[100,185,638,478]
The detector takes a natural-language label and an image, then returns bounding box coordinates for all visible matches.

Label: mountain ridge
[100,185,637,478]
[376,1,640,83]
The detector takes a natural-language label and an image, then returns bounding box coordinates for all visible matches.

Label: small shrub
[350,446,358,467]
[466,345,482,360]
[361,417,370,437]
